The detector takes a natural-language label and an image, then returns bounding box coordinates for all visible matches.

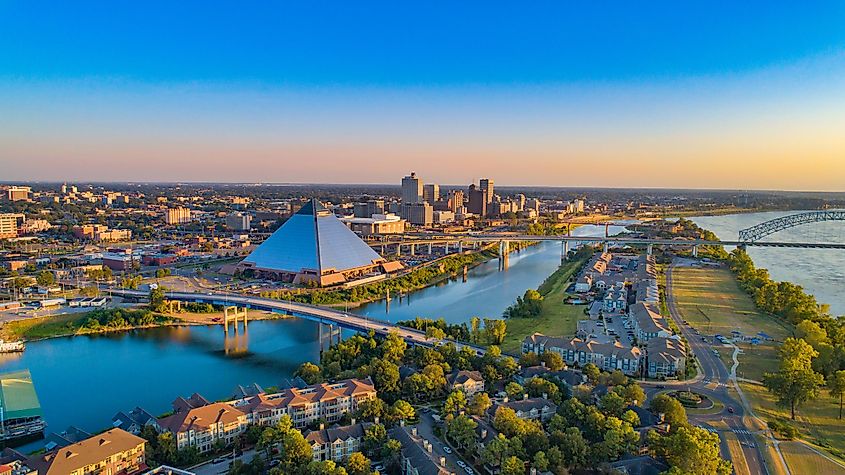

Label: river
[691,210,845,315]
[0,224,625,447]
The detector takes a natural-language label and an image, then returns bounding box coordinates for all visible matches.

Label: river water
[691,211,845,315]
[0,224,624,445]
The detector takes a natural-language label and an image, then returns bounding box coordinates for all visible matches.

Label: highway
[107,288,488,355]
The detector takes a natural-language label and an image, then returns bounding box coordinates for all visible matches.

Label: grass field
[741,381,845,462]
[671,266,792,341]
[780,441,845,475]
[499,254,589,354]
[1,313,83,340]
[724,432,752,475]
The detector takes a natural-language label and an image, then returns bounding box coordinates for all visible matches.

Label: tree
[381,438,402,471]
[583,363,600,384]
[763,338,824,420]
[828,370,845,420]
[501,456,525,475]
[357,398,387,421]
[425,326,447,340]
[600,391,626,417]
[149,286,166,312]
[369,357,401,394]
[346,452,372,475]
[796,320,828,349]
[382,331,407,363]
[484,318,507,345]
[557,427,588,469]
[363,423,387,456]
[295,362,322,385]
[505,382,524,399]
[619,383,645,406]
[305,461,348,475]
[280,429,313,473]
[443,390,468,415]
[650,394,688,429]
[468,392,492,416]
[533,451,549,472]
[481,434,510,469]
[446,414,478,450]
[389,399,415,422]
[36,270,54,286]
[540,352,564,371]
[650,426,732,475]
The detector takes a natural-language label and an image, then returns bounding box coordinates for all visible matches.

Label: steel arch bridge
[738,210,845,243]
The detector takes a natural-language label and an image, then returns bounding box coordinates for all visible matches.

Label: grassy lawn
[1,313,84,340]
[734,343,780,382]
[500,254,590,354]
[724,432,752,475]
[741,381,845,461]
[780,441,845,475]
[671,266,792,341]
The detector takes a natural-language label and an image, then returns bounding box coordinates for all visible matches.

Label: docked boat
[0,340,25,353]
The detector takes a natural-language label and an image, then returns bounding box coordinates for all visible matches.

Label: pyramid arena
[237,199,403,286]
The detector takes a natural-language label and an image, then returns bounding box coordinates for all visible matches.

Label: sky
[1,2,845,190]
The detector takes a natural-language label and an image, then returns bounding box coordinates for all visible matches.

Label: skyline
[2,2,845,190]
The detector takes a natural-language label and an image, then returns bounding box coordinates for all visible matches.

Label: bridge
[738,210,845,243]
[108,289,489,355]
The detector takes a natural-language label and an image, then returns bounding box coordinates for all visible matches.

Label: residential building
[392,426,452,475]
[165,207,193,225]
[523,333,643,376]
[158,397,248,453]
[28,428,146,475]
[493,396,557,422]
[304,421,369,462]
[112,407,161,435]
[629,302,671,342]
[235,378,376,429]
[644,337,687,379]
[446,370,484,396]
[401,172,423,204]
[18,219,52,234]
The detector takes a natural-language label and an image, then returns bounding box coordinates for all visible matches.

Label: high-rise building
[401,173,423,204]
[165,207,193,225]
[575,199,585,213]
[516,194,526,212]
[6,186,31,202]
[226,213,252,231]
[479,179,494,203]
[467,184,487,216]
[448,190,464,213]
[422,184,440,204]
[402,202,433,226]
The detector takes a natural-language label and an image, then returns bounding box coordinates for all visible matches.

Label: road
[659,259,768,475]
[417,412,474,474]
[191,448,258,475]
[107,288,489,355]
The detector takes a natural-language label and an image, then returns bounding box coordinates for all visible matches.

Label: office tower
[165,207,193,225]
[479,178,494,203]
[448,190,464,213]
[226,213,252,231]
[516,194,526,211]
[366,199,385,216]
[422,184,440,204]
[402,202,433,226]
[401,173,423,204]
[6,186,31,202]
[467,184,487,216]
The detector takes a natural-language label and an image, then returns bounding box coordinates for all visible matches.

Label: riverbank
[499,249,592,354]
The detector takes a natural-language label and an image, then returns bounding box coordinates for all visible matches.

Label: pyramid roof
[242,199,383,274]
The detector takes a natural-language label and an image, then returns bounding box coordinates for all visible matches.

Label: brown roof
[29,428,145,475]
[241,378,375,413]
[159,402,246,433]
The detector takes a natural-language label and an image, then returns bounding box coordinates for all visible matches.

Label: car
[656,384,666,389]
[728,406,735,413]
[443,446,453,454]
[465,467,474,474]
[212,458,225,464]
[457,461,466,468]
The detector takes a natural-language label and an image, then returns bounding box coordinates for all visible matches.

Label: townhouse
[157,396,248,453]
[644,337,687,379]
[523,333,643,376]
[304,420,369,463]
[29,428,146,475]
[493,396,558,422]
[629,302,671,342]
[446,370,485,396]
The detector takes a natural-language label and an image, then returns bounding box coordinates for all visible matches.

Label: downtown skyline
[2,2,845,190]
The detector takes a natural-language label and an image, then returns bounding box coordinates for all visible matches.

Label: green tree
[583,363,600,384]
[295,362,323,385]
[369,357,401,394]
[650,394,688,429]
[600,391,627,417]
[389,399,415,422]
[763,338,825,420]
[540,351,564,371]
[533,451,549,472]
[363,423,387,456]
[501,456,525,475]
[557,427,588,469]
[484,318,507,345]
[36,270,55,286]
[828,370,845,420]
[446,414,478,450]
[346,452,372,475]
[382,331,407,363]
[149,286,166,312]
[505,382,524,398]
[443,389,468,415]
[650,426,732,475]
[468,392,492,416]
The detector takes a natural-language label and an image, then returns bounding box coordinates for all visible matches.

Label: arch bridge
[738,210,845,243]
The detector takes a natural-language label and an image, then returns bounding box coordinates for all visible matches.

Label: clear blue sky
[2,1,845,189]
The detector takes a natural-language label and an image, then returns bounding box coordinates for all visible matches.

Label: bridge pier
[499,240,510,270]
[692,245,698,258]
[561,241,569,261]
[396,244,402,256]
[647,243,653,256]
[223,306,248,335]
[458,241,463,253]
[603,241,609,254]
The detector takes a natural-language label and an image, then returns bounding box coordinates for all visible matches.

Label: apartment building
[304,421,369,462]
[28,428,146,475]
[164,207,192,225]
[235,378,376,429]
[629,302,671,342]
[492,396,558,422]
[157,394,248,453]
[446,370,485,397]
[0,214,24,239]
[392,426,452,475]
[523,333,643,376]
[644,337,688,379]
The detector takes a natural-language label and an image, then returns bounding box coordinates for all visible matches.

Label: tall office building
[479,179,494,203]
[516,194,526,212]
[448,190,464,213]
[422,184,440,204]
[401,173,423,204]
[402,202,433,226]
[226,213,252,231]
[0,213,25,239]
[467,184,487,217]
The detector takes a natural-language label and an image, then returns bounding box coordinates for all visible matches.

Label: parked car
[443,446,453,454]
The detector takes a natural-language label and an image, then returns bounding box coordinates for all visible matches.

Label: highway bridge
[108,289,489,355]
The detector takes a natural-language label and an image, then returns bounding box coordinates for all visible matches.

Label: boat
[0,340,25,353]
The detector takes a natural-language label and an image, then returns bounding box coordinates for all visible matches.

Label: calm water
[0,224,624,445]
[691,210,845,315]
